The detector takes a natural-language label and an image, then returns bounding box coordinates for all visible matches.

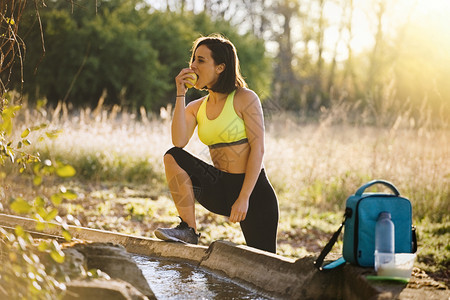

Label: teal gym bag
[314,180,417,270]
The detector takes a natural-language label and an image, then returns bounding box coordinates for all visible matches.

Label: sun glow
[410,0,450,46]
[324,0,450,60]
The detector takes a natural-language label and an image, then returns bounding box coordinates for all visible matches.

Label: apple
[185,73,197,89]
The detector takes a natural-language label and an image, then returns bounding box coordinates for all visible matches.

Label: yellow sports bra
[196,90,248,149]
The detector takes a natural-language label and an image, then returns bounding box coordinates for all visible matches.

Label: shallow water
[132,254,271,300]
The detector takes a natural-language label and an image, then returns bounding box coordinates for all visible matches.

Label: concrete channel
[0,213,447,299]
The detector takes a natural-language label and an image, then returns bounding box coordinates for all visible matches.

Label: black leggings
[165,147,279,253]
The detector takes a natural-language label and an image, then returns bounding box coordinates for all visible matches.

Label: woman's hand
[175,68,196,96]
[229,196,249,223]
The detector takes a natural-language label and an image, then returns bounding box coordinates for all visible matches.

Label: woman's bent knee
[164,147,189,174]
[164,152,175,166]
[164,147,186,165]
[164,147,182,166]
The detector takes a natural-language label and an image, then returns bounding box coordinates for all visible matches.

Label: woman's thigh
[164,147,242,216]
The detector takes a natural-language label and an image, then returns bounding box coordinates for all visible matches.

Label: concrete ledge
[199,240,344,299]
[123,237,208,263]
[0,213,208,263]
[1,213,448,299]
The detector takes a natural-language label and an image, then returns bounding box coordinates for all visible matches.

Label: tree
[0,0,26,103]
[1,2,82,298]
[271,0,302,110]
[16,0,170,110]
[9,0,270,110]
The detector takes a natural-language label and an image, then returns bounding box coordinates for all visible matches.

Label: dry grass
[265,113,449,221]
[10,101,449,221]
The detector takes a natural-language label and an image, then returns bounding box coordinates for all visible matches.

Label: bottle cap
[378,211,391,220]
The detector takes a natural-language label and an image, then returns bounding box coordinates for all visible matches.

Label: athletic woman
[154,35,279,253]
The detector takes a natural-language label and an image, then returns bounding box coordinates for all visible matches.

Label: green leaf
[46,130,62,139]
[34,196,45,208]
[38,241,49,252]
[62,229,72,242]
[1,119,12,136]
[50,241,65,263]
[37,207,47,219]
[36,99,47,110]
[33,175,43,186]
[14,225,25,237]
[56,165,76,178]
[1,105,21,136]
[87,269,101,278]
[62,190,77,200]
[45,208,58,221]
[50,194,63,205]
[21,128,30,138]
[10,198,32,214]
[35,222,46,231]
[43,164,55,175]
[33,163,41,175]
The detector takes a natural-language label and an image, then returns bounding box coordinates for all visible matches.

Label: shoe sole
[154,229,187,244]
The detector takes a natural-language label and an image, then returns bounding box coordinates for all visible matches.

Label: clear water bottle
[374,211,395,272]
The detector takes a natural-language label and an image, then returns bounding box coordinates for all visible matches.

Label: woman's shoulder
[235,87,257,97]
[186,95,207,115]
[234,87,261,108]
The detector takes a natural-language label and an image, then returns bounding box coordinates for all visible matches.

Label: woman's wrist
[176,95,185,98]
[237,192,251,202]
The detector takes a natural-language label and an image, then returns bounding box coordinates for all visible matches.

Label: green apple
[185,73,197,89]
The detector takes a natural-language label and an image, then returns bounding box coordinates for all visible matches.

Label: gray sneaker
[154,218,200,245]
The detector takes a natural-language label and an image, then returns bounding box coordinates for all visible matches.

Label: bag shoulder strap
[355,179,400,196]
[412,225,418,253]
[314,208,352,271]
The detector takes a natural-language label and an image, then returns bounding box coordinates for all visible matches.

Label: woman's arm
[229,89,265,223]
[171,69,198,148]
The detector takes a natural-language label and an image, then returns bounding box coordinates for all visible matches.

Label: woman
[154,34,279,253]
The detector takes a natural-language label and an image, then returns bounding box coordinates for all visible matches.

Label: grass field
[2,101,449,285]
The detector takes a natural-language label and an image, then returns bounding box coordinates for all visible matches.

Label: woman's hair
[190,34,247,93]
